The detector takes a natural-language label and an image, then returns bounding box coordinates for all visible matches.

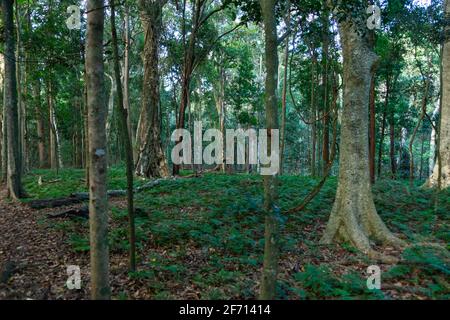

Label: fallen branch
[47,206,89,219]
[28,177,179,210]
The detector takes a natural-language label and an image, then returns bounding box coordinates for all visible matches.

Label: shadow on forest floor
[0,167,449,300]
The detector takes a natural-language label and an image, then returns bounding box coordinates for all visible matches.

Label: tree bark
[377,107,386,178]
[122,4,134,147]
[86,0,110,300]
[135,0,170,179]
[173,0,200,176]
[259,0,280,300]
[369,72,376,184]
[389,109,396,178]
[2,0,24,199]
[322,9,330,173]
[34,80,47,168]
[310,49,317,177]
[427,0,450,189]
[110,0,136,272]
[409,78,430,186]
[321,10,404,258]
[280,2,290,175]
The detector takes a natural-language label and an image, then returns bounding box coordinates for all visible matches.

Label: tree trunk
[86,0,110,300]
[280,3,290,175]
[409,78,430,186]
[310,50,317,177]
[214,59,226,172]
[428,102,440,173]
[47,81,62,171]
[122,4,134,147]
[34,80,47,168]
[322,10,330,173]
[135,0,170,178]
[259,0,280,300]
[321,11,404,258]
[369,72,376,184]
[377,104,387,177]
[173,0,200,176]
[2,0,24,199]
[110,0,136,272]
[105,72,116,140]
[389,111,396,178]
[427,0,450,188]
[2,96,7,182]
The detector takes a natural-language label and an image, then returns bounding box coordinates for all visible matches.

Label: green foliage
[68,234,90,252]
[293,264,384,300]
[33,167,449,299]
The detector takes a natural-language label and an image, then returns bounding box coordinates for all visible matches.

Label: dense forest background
[0,0,449,300]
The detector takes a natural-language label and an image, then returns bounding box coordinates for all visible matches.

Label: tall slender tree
[259,0,280,300]
[427,0,450,189]
[86,0,110,300]
[2,0,24,199]
[110,0,136,272]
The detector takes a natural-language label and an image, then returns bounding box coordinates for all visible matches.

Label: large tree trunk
[135,0,169,178]
[321,11,404,258]
[86,0,110,300]
[259,0,280,300]
[2,0,24,199]
[427,0,450,189]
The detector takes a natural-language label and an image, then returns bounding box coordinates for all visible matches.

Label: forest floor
[0,167,449,300]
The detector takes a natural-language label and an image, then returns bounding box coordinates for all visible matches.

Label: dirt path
[0,191,154,300]
[0,190,89,299]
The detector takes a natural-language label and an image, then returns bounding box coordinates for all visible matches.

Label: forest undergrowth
[0,167,448,300]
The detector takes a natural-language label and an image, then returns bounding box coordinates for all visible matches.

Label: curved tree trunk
[321,11,404,258]
[427,0,450,189]
[135,0,169,179]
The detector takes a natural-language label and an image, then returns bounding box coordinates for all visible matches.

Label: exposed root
[367,249,399,264]
[321,189,406,264]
